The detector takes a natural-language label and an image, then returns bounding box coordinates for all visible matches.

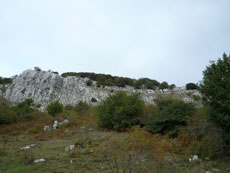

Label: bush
[200,53,230,145]
[86,80,93,86]
[46,101,63,116]
[145,96,196,137]
[0,77,12,84]
[186,83,199,90]
[12,99,35,118]
[182,109,224,159]
[74,101,90,115]
[91,97,97,102]
[22,112,44,121]
[0,106,17,125]
[96,91,144,131]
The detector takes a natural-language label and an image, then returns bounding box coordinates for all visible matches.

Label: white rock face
[5,69,109,111]
[3,69,199,111]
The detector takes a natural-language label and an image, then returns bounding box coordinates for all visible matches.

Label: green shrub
[145,96,196,137]
[86,80,93,86]
[74,101,90,115]
[91,97,97,102]
[0,106,17,125]
[21,88,26,94]
[12,99,35,118]
[96,91,144,131]
[134,78,160,89]
[0,77,12,84]
[186,83,199,90]
[46,101,64,116]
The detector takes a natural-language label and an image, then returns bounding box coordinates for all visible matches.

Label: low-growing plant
[22,112,45,121]
[96,91,144,131]
[75,101,90,115]
[181,108,224,159]
[64,104,75,111]
[99,126,169,172]
[0,106,17,125]
[46,101,64,116]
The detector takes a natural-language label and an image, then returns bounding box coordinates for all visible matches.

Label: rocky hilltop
[1,69,199,111]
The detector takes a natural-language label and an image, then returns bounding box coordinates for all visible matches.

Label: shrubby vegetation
[61,72,173,90]
[12,99,37,118]
[186,83,199,90]
[96,91,144,131]
[46,101,64,116]
[0,77,12,84]
[74,101,90,115]
[145,95,196,137]
[0,106,17,125]
[134,78,160,89]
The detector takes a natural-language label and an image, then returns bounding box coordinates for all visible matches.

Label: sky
[0,0,230,86]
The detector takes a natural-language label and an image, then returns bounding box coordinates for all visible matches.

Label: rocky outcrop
[2,69,200,111]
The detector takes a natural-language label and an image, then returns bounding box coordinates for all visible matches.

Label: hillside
[1,69,199,111]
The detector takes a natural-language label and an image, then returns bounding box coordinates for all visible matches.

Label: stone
[65,145,75,152]
[53,123,58,129]
[63,119,69,124]
[44,126,51,131]
[20,144,36,150]
[192,155,198,161]
[34,158,45,163]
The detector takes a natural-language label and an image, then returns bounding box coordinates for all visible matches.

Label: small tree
[186,83,199,90]
[46,101,63,116]
[200,53,230,145]
[159,82,169,92]
[169,84,176,90]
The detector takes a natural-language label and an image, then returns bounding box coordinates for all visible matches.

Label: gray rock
[44,126,51,131]
[20,144,36,150]
[34,158,45,163]
[65,145,75,152]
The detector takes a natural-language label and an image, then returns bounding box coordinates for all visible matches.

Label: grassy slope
[0,114,230,173]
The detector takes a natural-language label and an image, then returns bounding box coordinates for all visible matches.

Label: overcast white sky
[0,0,230,86]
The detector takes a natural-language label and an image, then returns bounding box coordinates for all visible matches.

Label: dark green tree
[159,81,169,92]
[186,83,199,90]
[200,53,230,145]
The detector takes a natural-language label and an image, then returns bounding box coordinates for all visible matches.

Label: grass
[0,114,230,173]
